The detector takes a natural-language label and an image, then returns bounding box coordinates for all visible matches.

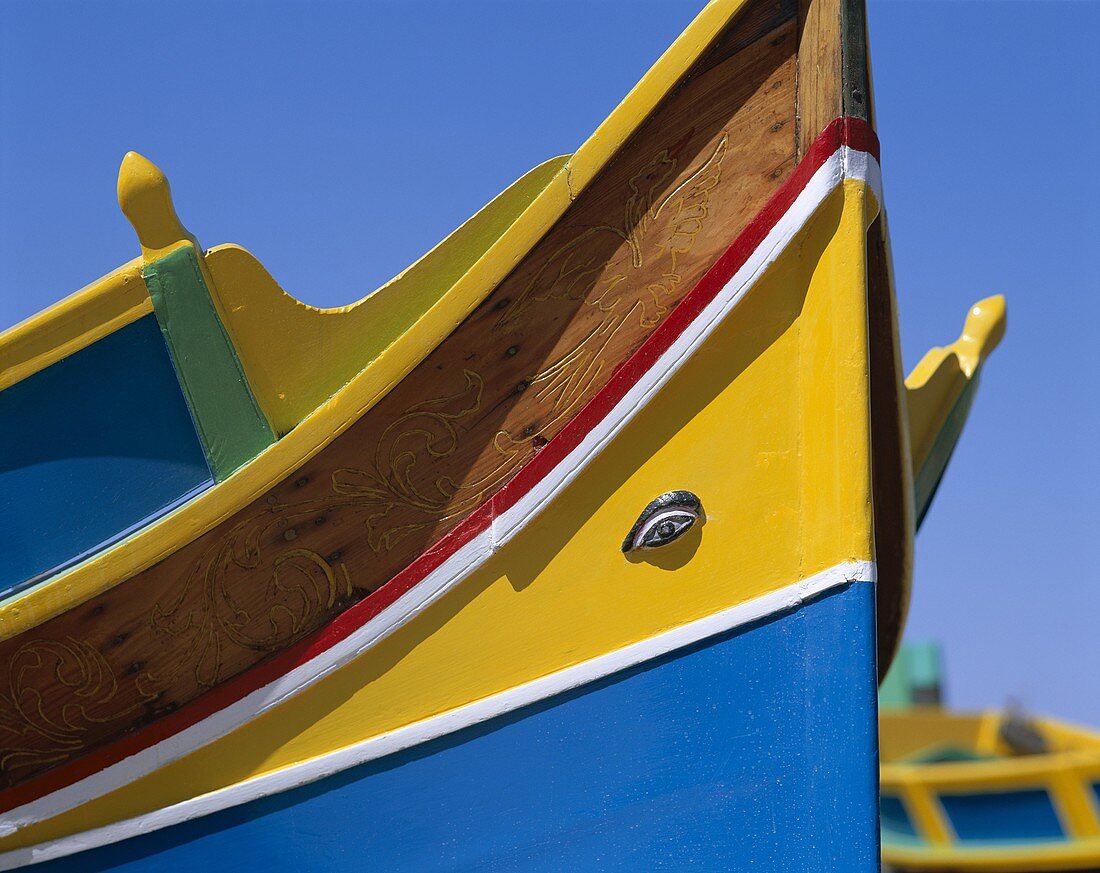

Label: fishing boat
[881,709,1100,871]
[0,0,1004,868]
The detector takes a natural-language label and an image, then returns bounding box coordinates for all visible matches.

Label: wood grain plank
[796,0,842,159]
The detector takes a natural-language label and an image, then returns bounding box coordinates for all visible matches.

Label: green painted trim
[880,642,944,709]
[144,246,275,480]
[878,648,913,709]
[908,642,942,689]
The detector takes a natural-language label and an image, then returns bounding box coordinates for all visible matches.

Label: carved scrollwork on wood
[0,639,154,776]
[328,369,489,553]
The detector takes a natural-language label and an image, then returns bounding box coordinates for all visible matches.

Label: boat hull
[0,0,1007,866]
[0,120,885,857]
[25,581,878,872]
[0,314,212,596]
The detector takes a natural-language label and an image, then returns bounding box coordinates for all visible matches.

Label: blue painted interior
[940,788,1066,843]
[0,315,212,597]
[35,582,881,872]
[880,793,921,842]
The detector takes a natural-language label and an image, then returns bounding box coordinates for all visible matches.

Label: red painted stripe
[0,117,877,816]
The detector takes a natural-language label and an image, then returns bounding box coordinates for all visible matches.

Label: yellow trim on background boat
[899,781,953,847]
[885,840,1100,873]
[881,709,1100,871]
[1051,766,1100,839]
[905,295,1006,476]
[0,0,754,637]
[0,261,150,392]
[887,752,1100,793]
[1,176,881,849]
[879,708,988,758]
[975,708,1004,755]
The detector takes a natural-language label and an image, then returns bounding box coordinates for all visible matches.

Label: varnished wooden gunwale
[795,0,842,160]
[0,2,806,795]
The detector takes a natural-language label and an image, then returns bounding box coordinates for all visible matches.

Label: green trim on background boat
[144,245,276,480]
[879,641,943,708]
[908,642,942,691]
[913,375,977,528]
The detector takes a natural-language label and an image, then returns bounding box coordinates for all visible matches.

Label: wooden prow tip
[953,295,1006,377]
[906,295,1007,393]
[905,294,1007,529]
[117,151,195,258]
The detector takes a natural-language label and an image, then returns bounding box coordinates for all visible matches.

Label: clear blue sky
[2,2,1098,723]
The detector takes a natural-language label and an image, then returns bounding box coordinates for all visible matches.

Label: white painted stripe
[0,143,880,840]
[843,145,883,210]
[1,560,875,869]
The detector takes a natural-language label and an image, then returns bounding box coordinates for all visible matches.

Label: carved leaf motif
[0,639,153,774]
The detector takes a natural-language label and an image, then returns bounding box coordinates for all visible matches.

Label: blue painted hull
[40,582,879,871]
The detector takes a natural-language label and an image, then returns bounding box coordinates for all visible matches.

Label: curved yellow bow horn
[117,151,194,257]
[954,295,1007,377]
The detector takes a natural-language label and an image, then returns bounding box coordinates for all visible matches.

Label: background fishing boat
[880,648,1100,871]
[0,0,1005,868]
[865,2,1099,736]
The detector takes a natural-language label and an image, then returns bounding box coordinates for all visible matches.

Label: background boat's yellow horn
[953,295,1007,377]
[905,294,1007,525]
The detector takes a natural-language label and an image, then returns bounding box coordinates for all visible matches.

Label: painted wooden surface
[0,316,211,597]
[881,710,1100,871]
[796,0,842,159]
[866,210,914,678]
[202,156,570,438]
[23,582,880,872]
[0,0,1009,866]
[0,1,795,642]
[0,0,802,795]
[794,0,913,678]
[905,296,1006,526]
[145,246,275,480]
[0,261,149,394]
[0,141,882,850]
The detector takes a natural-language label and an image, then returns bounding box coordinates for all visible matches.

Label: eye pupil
[655,520,676,539]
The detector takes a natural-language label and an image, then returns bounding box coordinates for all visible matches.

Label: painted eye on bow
[621,491,704,554]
